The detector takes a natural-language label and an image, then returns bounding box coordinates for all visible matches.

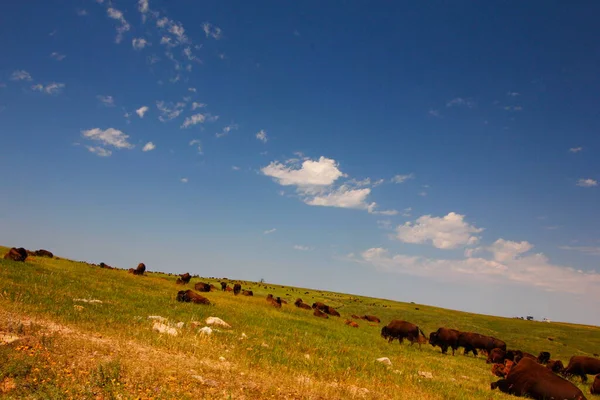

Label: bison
[313,308,328,318]
[361,315,381,323]
[351,314,360,319]
[233,283,241,296]
[547,360,565,374]
[345,320,359,328]
[176,290,211,305]
[3,247,27,262]
[537,351,551,365]
[266,294,282,308]
[591,374,600,394]
[381,320,427,348]
[429,327,461,356]
[563,356,600,382]
[312,302,326,310]
[491,358,586,400]
[133,263,146,275]
[242,290,253,296]
[491,360,515,378]
[194,282,211,292]
[294,299,312,310]
[458,332,505,357]
[324,306,340,317]
[220,282,227,291]
[178,273,192,284]
[34,249,53,258]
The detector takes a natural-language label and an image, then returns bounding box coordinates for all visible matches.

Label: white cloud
[142,142,155,152]
[191,102,206,110]
[577,178,598,188]
[446,97,475,108]
[97,95,115,107]
[181,113,206,128]
[169,22,187,43]
[136,106,149,118]
[107,7,130,44]
[138,0,149,15]
[189,139,202,154]
[263,228,276,235]
[569,147,583,153]
[50,52,66,61]
[507,92,520,97]
[559,246,600,256]
[293,245,311,251]
[202,22,222,39]
[377,220,393,230]
[216,123,238,138]
[156,101,185,122]
[391,173,415,184]
[32,82,65,95]
[10,70,32,81]
[132,38,148,50]
[81,128,134,149]
[396,212,483,249]
[232,166,240,171]
[180,177,188,183]
[86,146,112,157]
[306,186,374,210]
[188,87,197,93]
[488,239,533,262]
[401,207,412,217]
[418,191,427,197]
[504,105,523,112]
[77,9,88,16]
[371,209,399,216]
[428,109,441,117]
[256,129,268,143]
[262,157,345,187]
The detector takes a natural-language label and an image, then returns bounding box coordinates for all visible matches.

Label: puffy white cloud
[293,245,311,251]
[142,142,155,152]
[181,113,206,128]
[256,129,268,143]
[50,52,66,61]
[132,38,148,50]
[156,101,185,122]
[262,157,345,187]
[32,83,65,95]
[263,228,276,235]
[396,212,483,249]
[391,173,414,183]
[11,70,32,81]
[488,239,533,262]
[202,22,222,39]
[81,128,134,149]
[107,7,130,44]
[569,147,583,153]
[189,139,202,154]
[306,186,374,210]
[446,97,475,108]
[136,106,149,118]
[97,95,114,107]
[86,146,112,157]
[577,178,597,187]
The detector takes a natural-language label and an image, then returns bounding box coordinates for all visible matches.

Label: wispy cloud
[293,245,311,251]
[507,92,520,97]
[156,101,185,122]
[76,9,88,16]
[181,113,206,128]
[504,105,523,112]
[132,38,149,50]
[136,106,149,118]
[202,22,222,39]
[142,142,155,152]
[232,166,240,171]
[577,178,598,188]
[188,87,197,93]
[32,82,65,95]
[569,147,583,153]
[86,146,112,157]
[216,123,238,138]
[191,102,206,110]
[97,95,115,107]
[446,97,475,108]
[50,52,66,61]
[391,173,415,184]
[263,228,276,235]
[256,129,268,143]
[107,7,130,44]
[81,128,134,150]
[10,70,32,81]
[428,109,441,117]
[180,177,188,183]
[189,139,202,154]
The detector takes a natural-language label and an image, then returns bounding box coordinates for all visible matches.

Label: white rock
[205,317,231,328]
[219,356,226,362]
[304,354,310,360]
[261,342,269,348]
[198,326,213,336]
[376,357,392,366]
[147,315,167,322]
[152,322,178,336]
[73,298,103,304]
[240,333,248,339]
[418,371,433,379]
[175,322,184,329]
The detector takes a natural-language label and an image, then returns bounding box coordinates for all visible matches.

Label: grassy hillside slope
[1,246,599,399]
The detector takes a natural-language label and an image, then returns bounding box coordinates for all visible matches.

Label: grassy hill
[1,246,599,399]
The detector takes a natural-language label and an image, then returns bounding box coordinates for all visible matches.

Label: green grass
[0,245,598,399]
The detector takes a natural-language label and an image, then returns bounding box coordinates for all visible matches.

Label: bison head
[381,326,389,339]
[428,332,438,346]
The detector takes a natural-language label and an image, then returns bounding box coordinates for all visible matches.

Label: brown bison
[34,249,53,258]
[312,302,326,310]
[514,351,537,364]
[537,351,551,365]
[351,314,360,319]
[429,327,461,356]
[491,360,515,378]
[220,282,227,291]
[492,358,586,400]
[381,320,427,348]
[233,283,241,295]
[176,290,211,305]
[324,306,340,317]
[133,263,146,275]
[294,299,312,310]
[178,273,191,284]
[458,332,505,356]
[242,290,253,296]
[225,286,233,292]
[563,356,600,382]
[266,294,282,308]
[4,247,27,262]
[591,374,600,394]
[194,282,211,292]
[313,308,328,318]
[361,315,381,323]
[345,320,359,328]
[547,360,565,374]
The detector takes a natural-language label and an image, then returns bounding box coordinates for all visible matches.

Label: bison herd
[3,247,53,262]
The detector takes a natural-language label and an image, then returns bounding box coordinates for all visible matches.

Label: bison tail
[418,327,426,337]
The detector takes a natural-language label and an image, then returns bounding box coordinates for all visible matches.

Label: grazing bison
[361,315,381,323]
[194,282,211,292]
[591,374,600,394]
[220,282,227,291]
[345,320,359,328]
[429,327,461,356]
[3,247,27,262]
[176,290,211,305]
[538,351,551,365]
[563,356,600,382]
[294,299,312,310]
[514,351,537,364]
[133,263,146,275]
[34,249,53,258]
[381,320,427,348]
[547,360,565,374]
[458,332,505,356]
[242,290,253,296]
[491,358,586,400]
[233,283,241,296]
[313,308,328,318]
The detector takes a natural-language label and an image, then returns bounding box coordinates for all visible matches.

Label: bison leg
[441,345,448,354]
[451,346,456,356]
[472,348,478,357]
[580,373,588,383]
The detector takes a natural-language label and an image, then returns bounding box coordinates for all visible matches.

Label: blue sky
[1,1,599,325]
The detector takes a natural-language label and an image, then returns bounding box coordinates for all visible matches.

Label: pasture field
[1,245,599,399]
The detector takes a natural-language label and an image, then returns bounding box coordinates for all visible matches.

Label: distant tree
[260,278,265,283]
